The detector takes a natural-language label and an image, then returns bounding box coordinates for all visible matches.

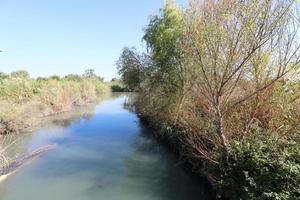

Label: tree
[10,70,30,79]
[116,47,145,91]
[49,75,61,80]
[141,2,190,122]
[83,69,97,79]
[82,69,104,82]
[64,74,82,82]
[143,1,185,87]
[182,0,300,147]
[0,72,8,81]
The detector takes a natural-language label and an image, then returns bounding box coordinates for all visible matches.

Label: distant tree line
[0,69,104,82]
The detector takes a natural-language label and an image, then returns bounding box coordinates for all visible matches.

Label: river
[0,93,213,200]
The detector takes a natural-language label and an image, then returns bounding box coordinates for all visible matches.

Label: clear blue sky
[0,0,187,80]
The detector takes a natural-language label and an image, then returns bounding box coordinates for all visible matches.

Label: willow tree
[142,1,188,121]
[183,0,300,147]
[116,47,149,91]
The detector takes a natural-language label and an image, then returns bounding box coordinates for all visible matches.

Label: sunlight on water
[0,94,212,200]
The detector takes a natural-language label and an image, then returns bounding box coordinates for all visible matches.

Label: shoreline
[0,97,104,136]
[138,115,217,197]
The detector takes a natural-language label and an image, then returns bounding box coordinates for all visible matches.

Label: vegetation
[0,70,109,135]
[117,0,300,199]
[108,78,127,92]
[116,47,150,91]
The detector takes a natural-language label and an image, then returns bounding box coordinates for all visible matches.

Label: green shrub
[64,74,82,82]
[94,81,110,96]
[49,75,61,80]
[111,84,125,92]
[219,131,300,200]
[0,72,8,82]
[10,70,30,79]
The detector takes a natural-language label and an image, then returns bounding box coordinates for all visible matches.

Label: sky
[0,0,187,81]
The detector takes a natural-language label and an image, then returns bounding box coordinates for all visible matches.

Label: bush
[0,79,34,103]
[39,80,66,111]
[0,72,110,136]
[0,72,8,82]
[111,84,125,92]
[80,80,97,102]
[64,74,82,82]
[10,70,30,79]
[94,81,110,96]
[219,131,300,200]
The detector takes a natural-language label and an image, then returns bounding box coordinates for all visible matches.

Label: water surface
[0,94,212,200]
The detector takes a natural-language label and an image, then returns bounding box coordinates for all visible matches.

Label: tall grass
[0,72,110,135]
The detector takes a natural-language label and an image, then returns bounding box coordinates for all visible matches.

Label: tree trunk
[215,107,229,148]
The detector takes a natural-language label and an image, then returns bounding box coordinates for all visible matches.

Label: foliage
[116,47,145,91]
[94,81,110,96]
[83,69,96,79]
[143,1,183,68]
[64,74,82,82]
[111,84,125,92]
[219,131,300,200]
[142,2,186,111]
[0,79,34,103]
[107,79,126,92]
[0,71,110,134]
[117,0,300,199]
[0,72,8,82]
[49,75,61,80]
[82,69,104,82]
[10,70,30,79]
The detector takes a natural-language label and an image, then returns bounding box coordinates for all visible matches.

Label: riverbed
[0,93,213,200]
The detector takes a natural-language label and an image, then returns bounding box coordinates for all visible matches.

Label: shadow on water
[122,124,214,200]
[0,93,215,200]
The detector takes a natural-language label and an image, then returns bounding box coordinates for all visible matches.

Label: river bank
[0,97,103,183]
[0,75,110,135]
[0,73,111,181]
[116,1,300,199]
[0,97,104,135]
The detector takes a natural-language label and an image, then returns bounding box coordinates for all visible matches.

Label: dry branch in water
[0,142,56,177]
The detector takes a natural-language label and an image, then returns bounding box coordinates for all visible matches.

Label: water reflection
[0,102,98,158]
[0,94,213,200]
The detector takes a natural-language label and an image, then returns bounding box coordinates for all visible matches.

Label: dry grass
[0,77,110,135]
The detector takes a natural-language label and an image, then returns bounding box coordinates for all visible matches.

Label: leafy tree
[10,70,30,79]
[83,69,97,79]
[64,74,82,82]
[36,77,47,82]
[49,75,61,80]
[117,47,145,91]
[139,1,189,123]
[143,1,184,86]
[179,0,300,147]
[0,72,8,81]
[82,69,104,82]
[143,0,184,70]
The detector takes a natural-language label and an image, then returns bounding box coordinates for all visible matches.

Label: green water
[0,94,213,200]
